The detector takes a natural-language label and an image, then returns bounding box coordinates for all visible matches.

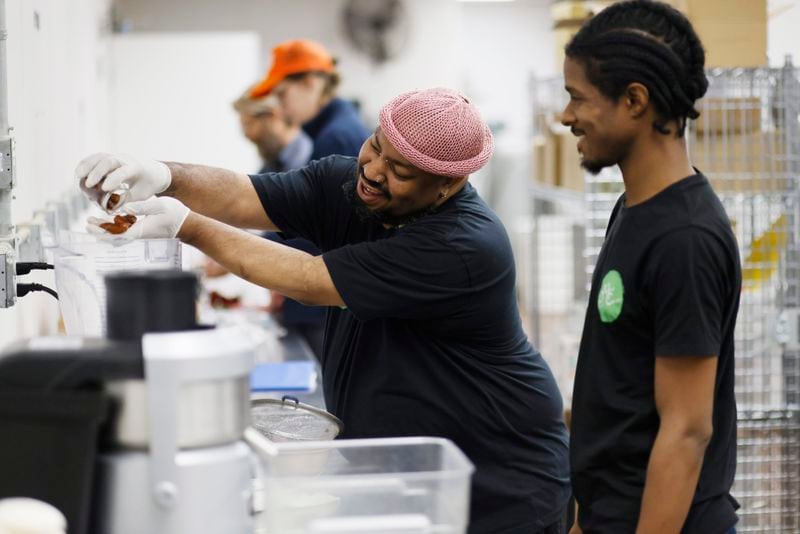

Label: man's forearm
[179,212,343,307]
[163,162,276,230]
[636,428,709,533]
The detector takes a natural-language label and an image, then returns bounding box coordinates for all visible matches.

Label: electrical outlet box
[0,136,15,189]
[0,246,16,308]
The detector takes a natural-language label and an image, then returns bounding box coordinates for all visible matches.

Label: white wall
[0,0,113,349]
[768,0,800,66]
[109,0,556,231]
[111,0,554,135]
[458,0,555,230]
[103,0,786,119]
[7,0,111,222]
[109,32,261,170]
[460,0,555,142]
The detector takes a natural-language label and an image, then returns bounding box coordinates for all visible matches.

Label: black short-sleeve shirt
[251,155,571,534]
[571,174,741,533]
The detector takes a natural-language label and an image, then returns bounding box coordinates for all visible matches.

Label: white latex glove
[74,153,172,203]
[87,197,190,241]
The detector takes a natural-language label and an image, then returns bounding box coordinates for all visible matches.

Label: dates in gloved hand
[106,192,123,211]
[99,214,138,234]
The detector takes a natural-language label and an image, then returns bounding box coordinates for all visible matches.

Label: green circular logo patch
[597,270,624,323]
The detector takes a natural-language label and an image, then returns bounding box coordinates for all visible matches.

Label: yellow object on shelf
[742,215,788,285]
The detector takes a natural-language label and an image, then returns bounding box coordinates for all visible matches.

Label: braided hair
[566,0,708,137]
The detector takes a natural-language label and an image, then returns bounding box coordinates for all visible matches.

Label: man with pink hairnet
[75,88,570,533]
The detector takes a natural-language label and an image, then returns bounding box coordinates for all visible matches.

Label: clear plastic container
[54,232,182,336]
[254,437,474,534]
[79,178,130,213]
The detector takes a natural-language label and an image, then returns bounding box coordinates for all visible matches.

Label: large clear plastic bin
[54,231,181,336]
[255,437,474,534]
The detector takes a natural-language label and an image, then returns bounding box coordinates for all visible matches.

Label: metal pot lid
[251,396,343,441]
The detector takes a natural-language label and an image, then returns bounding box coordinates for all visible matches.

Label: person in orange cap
[251,39,369,162]
[247,40,369,358]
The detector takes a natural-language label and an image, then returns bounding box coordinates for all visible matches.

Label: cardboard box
[532,134,558,187]
[551,1,615,70]
[666,0,767,68]
[688,130,789,193]
[695,97,762,135]
[557,0,767,70]
[531,126,585,192]
[551,1,616,25]
[555,129,585,192]
[550,0,592,22]
[553,25,581,73]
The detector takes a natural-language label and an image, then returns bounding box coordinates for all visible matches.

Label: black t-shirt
[571,174,741,533]
[251,155,571,534]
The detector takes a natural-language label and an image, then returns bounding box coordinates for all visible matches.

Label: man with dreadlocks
[562,1,741,533]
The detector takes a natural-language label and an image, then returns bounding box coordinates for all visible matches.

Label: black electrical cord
[17,283,59,301]
[15,262,54,275]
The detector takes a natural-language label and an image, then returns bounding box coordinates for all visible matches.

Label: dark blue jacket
[273,97,369,327]
[303,98,370,162]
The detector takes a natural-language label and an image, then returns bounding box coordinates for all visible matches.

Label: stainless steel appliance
[0,270,262,534]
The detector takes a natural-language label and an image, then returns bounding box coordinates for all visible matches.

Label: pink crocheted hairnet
[379,88,494,178]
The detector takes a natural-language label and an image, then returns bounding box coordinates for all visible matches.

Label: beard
[342,167,440,227]
[576,130,629,176]
[581,158,616,175]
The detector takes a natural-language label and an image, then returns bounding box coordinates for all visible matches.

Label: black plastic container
[0,389,109,534]
[105,270,199,341]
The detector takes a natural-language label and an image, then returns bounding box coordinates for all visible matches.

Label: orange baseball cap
[250,39,336,98]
